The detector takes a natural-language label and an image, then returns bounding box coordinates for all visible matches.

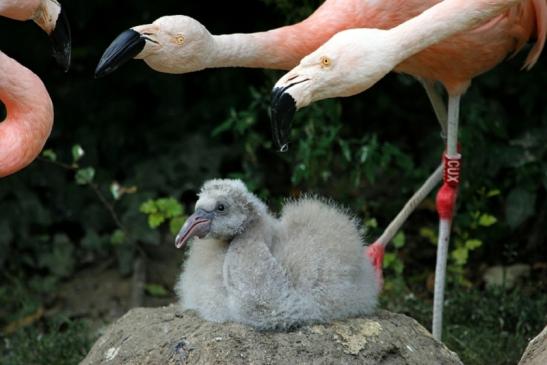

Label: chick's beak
[270,77,309,152]
[95,29,146,78]
[175,209,213,249]
[49,6,71,72]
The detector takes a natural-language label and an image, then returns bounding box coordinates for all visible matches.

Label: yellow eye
[320,56,332,68]
[174,34,185,45]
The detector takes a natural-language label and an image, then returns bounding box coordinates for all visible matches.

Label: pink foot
[365,241,385,289]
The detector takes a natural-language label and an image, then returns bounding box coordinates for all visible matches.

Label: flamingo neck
[208,0,374,70]
[0,0,40,21]
[208,30,304,70]
[390,0,522,64]
[0,52,53,177]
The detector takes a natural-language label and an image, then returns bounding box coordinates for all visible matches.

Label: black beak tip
[49,6,71,72]
[270,87,297,152]
[95,29,145,79]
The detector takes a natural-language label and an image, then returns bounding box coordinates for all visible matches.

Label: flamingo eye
[216,204,225,212]
[174,34,185,45]
[320,56,332,68]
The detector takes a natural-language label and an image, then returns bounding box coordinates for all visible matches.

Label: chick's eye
[320,56,332,68]
[216,204,225,212]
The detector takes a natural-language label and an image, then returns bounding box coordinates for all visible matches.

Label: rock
[519,326,547,365]
[81,305,462,365]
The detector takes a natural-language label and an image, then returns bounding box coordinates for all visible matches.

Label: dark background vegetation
[1,0,546,364]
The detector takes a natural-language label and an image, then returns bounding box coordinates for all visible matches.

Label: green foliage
[140,198,186,234]
[1,317,92,365]
[444,287,547,365]
[383,231,406,277]
[382,285,547,365]
[144,283,169,297]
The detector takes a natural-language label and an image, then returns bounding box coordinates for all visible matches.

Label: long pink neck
[0,52,53,177]
[0,0,41,21]
[208,0,375,70]
[390,0,522,64]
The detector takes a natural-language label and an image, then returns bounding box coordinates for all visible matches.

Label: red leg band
[436,183,458,220]
[437,152,461,220]
[443,153,461,188]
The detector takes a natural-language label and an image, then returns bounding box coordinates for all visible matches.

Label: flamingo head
[95,15,214,78]
[175,179,267,249]
[33,0,71,71]
[270,28,396,151]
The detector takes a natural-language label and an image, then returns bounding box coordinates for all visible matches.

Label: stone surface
[81,305,462,365]
[519,326,547,365]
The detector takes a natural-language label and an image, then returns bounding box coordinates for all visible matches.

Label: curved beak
[49,6,71,72]
[175,209,213,249]
[95,29,146,78]
[270,78,309,152]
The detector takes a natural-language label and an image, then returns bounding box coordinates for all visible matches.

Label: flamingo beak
[270,78,310,152]
[175,209,213,249]
[95,29,146,78]
[270,85,297,152]
[49,6,71,72]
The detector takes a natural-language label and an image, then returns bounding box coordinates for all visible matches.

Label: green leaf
[478,214,498,227]
[71,144,85,162]
[393,231,406,248]
[148,213,165,228]
[81,230,107,250]
[110,229,125,246]
[486,189,501,198]
[464,239,482,250]
[38,234,75,278]
[339,140,351,162]
[364,218,378,229]
[505,188,536,229]
[359,146,369,163]
[452,247,469,266]
[419,227,437,245]
[170,216,186,235]
[156,198,183,218]
[144,283,169,297]
[383,252,396,268]
[75,167,95,185]
[42,149,57,161]
[140,200,158,214]
[110,182,122,200]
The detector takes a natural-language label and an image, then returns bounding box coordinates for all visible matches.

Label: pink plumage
[1,0,70,177]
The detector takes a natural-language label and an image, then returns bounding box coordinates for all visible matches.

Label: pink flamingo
[271,0,546,339]
[0,0,71,177]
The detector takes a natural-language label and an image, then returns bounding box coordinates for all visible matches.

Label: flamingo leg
[432,94,462,341]
[366,81,448,288]
[420,78,448,139]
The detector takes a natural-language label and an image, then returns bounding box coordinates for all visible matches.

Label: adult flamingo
[0,0,72,177]
[271,0,546,339]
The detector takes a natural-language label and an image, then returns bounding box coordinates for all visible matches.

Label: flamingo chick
[175,179,379,330]
[271,0,545,339]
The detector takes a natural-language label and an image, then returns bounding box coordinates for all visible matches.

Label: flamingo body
[1,0,70,177]
[0,52,53,177]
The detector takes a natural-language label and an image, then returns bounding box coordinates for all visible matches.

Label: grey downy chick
[175,179,379,330]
